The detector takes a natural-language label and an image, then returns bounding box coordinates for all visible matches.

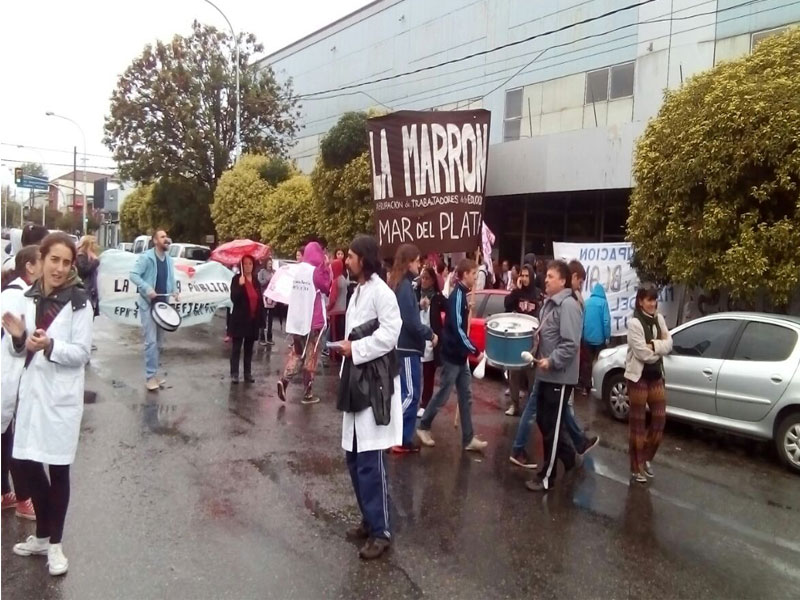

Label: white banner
[552,241,680,336]
[97,250,233,327]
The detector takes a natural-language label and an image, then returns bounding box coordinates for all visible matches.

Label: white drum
[151,300,181,332]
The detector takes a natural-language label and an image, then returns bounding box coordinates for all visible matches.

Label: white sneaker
[416,429,435,447]
[644,461,655,478]
[13,535,50,556]
[504,406,517,417]
[146,377,160,391]
[465,436,488,452]
[416,408,425,418]
[48,543,68,576]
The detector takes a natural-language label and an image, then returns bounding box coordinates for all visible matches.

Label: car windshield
[185,247,210,261]
[480,294,507,319]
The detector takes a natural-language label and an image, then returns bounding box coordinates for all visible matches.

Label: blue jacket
[130,248,177,310]
[441,282,479,365]
[395,273,433,355]
[583,283,611,345]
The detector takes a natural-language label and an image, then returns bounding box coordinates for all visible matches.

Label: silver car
[591,312,800,474]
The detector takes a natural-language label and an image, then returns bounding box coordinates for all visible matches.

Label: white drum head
[152,301,181,331]
[487,313,539,337]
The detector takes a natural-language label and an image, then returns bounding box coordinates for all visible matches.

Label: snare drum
[151,300,181,332]
[485,313,539,369]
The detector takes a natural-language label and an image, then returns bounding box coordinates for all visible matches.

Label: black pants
[231,337,255,376]
[421,361,437,409]
[1,425,29,499]
[260,310,274,343]
[537,383,576,487]
[21,460,70,543]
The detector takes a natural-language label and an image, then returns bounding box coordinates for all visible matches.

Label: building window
[585,69,608,103]
[610,62,635,99]
[585,61,635,104]
[751,26,789,49]
[504,88,523,141]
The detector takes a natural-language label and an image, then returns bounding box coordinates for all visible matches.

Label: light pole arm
[45,112,88,235]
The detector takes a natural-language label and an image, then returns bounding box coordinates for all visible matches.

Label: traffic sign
[17,175,49,191]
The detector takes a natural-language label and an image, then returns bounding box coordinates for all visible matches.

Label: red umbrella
[210,239,271,267]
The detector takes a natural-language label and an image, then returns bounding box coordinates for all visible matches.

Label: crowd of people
[0,226,673,570]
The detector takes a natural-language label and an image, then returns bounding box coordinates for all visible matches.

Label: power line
[296,0,658,98]
[0,142,115,161]
[0,157,116,172]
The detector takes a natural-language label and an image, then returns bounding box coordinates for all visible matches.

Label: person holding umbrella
[228,255,264,383]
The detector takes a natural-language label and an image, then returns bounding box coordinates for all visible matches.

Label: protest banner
[97,250,233,327]
[367,109,491,255]
[552,242,681,336]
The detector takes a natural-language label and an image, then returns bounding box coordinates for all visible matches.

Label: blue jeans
[140,305,163,379]
[346,433,391,540]
[419,360,474,447]
[512,378,542,453]
[565,392,588,452]
[399,354,422,447]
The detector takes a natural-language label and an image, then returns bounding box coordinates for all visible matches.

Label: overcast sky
[0,0,371,185]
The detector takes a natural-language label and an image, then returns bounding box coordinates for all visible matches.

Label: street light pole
[45,112,88,234]
[203,0,241,163]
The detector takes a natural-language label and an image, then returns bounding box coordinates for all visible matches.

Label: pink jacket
[302,242,332,331]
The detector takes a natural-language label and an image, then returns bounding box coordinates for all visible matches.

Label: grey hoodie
[536,287,582,385]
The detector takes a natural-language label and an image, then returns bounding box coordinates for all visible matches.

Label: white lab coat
[10,289,93,465]
[1,277,30,433]
[341,274,402,453]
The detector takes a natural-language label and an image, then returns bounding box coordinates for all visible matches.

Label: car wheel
[775,411,800,474]
[605,372,629,422]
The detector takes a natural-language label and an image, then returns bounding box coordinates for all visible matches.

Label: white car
[168,243,211,266]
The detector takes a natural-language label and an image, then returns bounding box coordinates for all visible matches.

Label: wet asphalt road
[2,316,799,600]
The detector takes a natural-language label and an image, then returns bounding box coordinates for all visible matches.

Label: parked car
[168,243,211,265]
[466,289,509,366]
[591,312,800,473]
[132,234,172,254]
[117,242,133,252]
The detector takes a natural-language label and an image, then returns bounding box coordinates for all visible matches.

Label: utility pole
[73,145,77,218]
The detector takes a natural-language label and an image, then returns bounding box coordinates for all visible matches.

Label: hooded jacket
[504,277,543,319]
[583,283,612,345]
[394,271,433,355]
[130,248,177,311]
[287,242,332,332]
[441,281,479,365]
[536,287,582,385]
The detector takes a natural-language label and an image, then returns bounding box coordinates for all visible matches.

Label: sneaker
[146,377,160,391]
[509,450,537,469]
[157,376,167,387]
[504,405,517,417]
[2,491,17,509]
[231,374,240,384]
[321,349,330,358]
[13,535,50,556]
[277,380,287,402]
[416,429,435,447]
[223,335,231,343]
[390,444,420,454]
[15,498,36,521]
[525,478,549,492]
[47,543,68,576]
[301,396,321,405]
[632,472,648,484]
[464,436,488,452]
[266,340,275,346]
[578,435,600,457]
[244,374,255,384]
[416,408,425,418]
[359,537,390,560]
[504,388,510,396]
[644,461,654,478]
[258,339,268,347]
[345,523,369,541]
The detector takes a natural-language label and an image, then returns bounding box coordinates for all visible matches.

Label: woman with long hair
[229,255,264,383]
[417,266,446,418]
[625,286,673,484]
[1,245,42,522]
[75,235,100,317]
[2,232,93,576]
[388,243,435,453]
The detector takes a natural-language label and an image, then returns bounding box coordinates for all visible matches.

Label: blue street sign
[17,175,49,191]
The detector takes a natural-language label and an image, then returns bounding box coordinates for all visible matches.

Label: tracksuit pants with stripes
[346,433,391,541]
[537,382,577,489]
[399,353,422,448]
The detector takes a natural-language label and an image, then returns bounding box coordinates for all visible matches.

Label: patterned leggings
[283,329,324,390]
[627,377,666,474]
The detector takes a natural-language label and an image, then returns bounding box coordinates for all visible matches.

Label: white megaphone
[472,354,487,379]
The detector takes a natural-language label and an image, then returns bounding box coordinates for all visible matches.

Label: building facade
[258,0,799,262]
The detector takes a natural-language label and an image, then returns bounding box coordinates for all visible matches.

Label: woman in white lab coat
[1,232,93,576]
[338,235,402,560]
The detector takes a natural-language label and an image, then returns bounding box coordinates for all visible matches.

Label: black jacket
[337,318,398,426]
[418,288,447,365]
[504,282,543,319]
[228,275,265,339]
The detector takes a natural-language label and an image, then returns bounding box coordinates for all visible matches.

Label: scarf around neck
[634,308,661,344]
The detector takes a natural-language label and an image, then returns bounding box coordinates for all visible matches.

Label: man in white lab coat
[338,235,402,560]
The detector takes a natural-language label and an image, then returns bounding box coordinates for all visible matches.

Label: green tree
[627,27,800,305]
[19,162,47,180]
[261,176,317,256]
[28,207,62,229]
[104,21,300,192]
[319,111,369,169]
[147,178,213,243]
[120,184,152,240]
[211,154,281,242]
[56,212,100,234]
